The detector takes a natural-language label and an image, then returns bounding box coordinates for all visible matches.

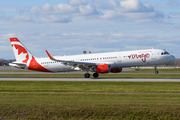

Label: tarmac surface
[0,78,180,82]
[0,66,180,82]
[1,72,180,74]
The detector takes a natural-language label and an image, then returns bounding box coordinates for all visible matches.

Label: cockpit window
[165,51,169,54]
[161,51,170,55]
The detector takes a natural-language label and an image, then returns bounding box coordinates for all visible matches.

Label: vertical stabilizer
[10,37,33,63]
[9,37,52,72]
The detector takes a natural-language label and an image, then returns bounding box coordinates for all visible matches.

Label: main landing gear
[154,65,158,74]
[84,73,99,78]
[84,73,90,78]
[93,73,99,78]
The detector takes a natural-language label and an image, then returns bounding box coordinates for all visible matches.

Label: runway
[0,77,180,82]
[1,72,180,74]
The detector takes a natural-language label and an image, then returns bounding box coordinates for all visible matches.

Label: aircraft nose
[170,55,175,61]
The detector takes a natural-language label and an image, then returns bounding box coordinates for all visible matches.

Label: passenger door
[117,56,122,62]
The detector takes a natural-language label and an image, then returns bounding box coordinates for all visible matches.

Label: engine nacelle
[110,68,122,73]
[95,64,110,73]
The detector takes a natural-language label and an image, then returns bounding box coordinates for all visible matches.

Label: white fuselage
[32,49,175,72]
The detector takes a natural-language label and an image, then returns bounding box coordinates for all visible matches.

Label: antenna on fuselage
[83,51,86,54]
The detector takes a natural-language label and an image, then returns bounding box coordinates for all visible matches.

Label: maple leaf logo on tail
[10,37,32,64]
[9,37,52,72]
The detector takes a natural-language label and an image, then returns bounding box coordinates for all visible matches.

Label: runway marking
[0,92,180,95]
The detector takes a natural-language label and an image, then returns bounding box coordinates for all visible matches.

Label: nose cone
[170,55,175,62]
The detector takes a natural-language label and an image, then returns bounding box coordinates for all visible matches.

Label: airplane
[9,37,175,78]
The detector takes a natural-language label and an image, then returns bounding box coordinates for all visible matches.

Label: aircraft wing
[45,50,102,70]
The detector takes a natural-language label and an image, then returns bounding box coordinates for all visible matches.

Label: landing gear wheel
[154,65,158,74]
[84,73,90,78]
[93,73,99,78]
[155,70,159,74]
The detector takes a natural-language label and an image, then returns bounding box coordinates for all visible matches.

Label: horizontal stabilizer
[9,61,27,68]
[10,61,26,65]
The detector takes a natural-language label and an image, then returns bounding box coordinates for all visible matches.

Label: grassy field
[0,68,180,119]
[0,81,180,119]
[0,81,180,93]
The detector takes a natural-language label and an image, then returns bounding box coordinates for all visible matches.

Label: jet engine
[110,68,122,73]
[95,64,110,73]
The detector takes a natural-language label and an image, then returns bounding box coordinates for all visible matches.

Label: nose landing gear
[154,65,159,74]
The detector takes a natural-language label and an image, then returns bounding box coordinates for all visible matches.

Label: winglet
[45,50,53,59]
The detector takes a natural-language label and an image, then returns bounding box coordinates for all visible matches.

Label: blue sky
[0,0,180,59]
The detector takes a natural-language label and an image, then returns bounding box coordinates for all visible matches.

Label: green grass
[0,81,180,93]
[0,81,180,119]
[1,93,180,119]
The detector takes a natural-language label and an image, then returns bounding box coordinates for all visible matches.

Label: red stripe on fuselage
[28,56,53,72]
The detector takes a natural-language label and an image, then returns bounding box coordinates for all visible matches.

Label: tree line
[0,59,15,66]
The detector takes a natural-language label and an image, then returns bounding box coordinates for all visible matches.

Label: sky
[0,0,180,59]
